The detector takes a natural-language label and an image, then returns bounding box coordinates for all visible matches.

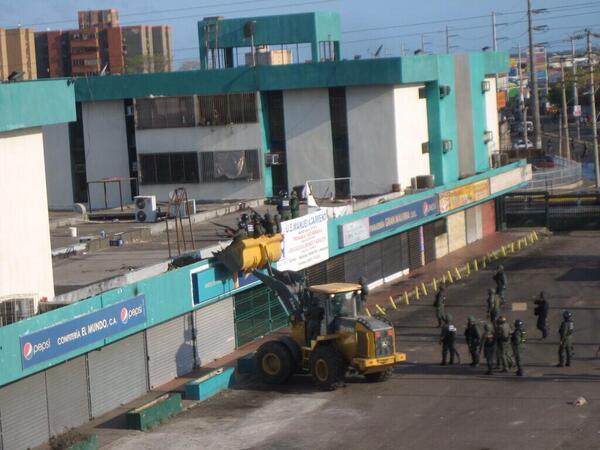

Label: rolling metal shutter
[447,211,467,252]
[435,233,449,259]
[399,232,410,271]
[195,298,236,366]
[87,333,148,418]
[147,314,195,389]
[381,233,404,278]
[408,226,424,270]
[305,261,327,286]
[363,241,383,283]
[0,372,49,450]
[482,199,496,236]
[326,255,346,282]
[422,222,437,264]
[46,356,90,436]
[343,247,364,283]
[465,205,483,244]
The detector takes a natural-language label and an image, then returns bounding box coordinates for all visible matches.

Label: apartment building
[0,27,37,80]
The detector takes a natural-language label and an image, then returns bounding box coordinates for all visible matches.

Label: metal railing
[521,156,583,192]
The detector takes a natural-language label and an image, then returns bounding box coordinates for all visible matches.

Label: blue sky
[2,0,599,68]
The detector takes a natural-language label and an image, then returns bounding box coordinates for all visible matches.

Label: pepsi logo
[422,202,429,215]
[23,342,33,360]
[120,307,129,324]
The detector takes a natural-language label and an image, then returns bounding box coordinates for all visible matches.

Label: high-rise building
[35,9,171,77]
[0,27,37,80]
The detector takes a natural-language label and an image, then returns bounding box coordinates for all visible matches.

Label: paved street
[106,231,600,450]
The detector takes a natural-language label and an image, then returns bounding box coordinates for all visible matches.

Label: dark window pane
[155,153,170,183]
[170,153,185,183]
[184,152,199,183]
[139,154,157,184]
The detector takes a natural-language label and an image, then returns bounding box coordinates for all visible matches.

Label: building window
[197,93,257,126]
[139,152,199,184]
[135,96,195,129]
[200,150,260,182]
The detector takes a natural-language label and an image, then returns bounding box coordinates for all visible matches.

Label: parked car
[512,139,534,150]
[532,155,555,169]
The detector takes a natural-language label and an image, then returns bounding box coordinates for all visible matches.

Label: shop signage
[339,217,370,247]
[338,196,438,248]
[19,295,146,369]
[490,165,532,194]
[368,196,438,236]
[438,180,490,213]
[277,210,329,271]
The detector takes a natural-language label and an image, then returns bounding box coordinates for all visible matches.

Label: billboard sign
[438,180,490,213]
[490,165,533,194]
[277,210,329,271]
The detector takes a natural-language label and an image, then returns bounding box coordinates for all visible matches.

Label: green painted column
[259,92,273,197]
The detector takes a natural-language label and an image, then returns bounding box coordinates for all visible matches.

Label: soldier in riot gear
[557,310,574,367]
[495,316,512,372]
[511,319,527,376]
[273,214,282,234]
[487,288,501,324]
[480,322,496,375]
[464,316,482,367]
[305,297,324,343]
[263,212,275,235]
[277,191,292,221]
[493,265,507,306]
[533,291,549,339]
[434,284,446,328]
[252,213,265,238]
[358,276,369,314]
[290,190,300,218]
[440,313,457,365]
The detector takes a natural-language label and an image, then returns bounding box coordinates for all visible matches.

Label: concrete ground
[99,231,600,450]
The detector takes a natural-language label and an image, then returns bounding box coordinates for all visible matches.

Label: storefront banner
[490,165,532,194]
[438,180,490,213]
[338,217,370,247]
[277,210,329,271]
[368,196,438,237]
[19,295,146,369]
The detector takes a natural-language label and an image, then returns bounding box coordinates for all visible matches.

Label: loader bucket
[216,234,283,274]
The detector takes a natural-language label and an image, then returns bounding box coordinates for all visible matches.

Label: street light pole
[587,30,600,188]
[572,37,581,141]
[527,0,543,149]
[560,58,571,159]
[518,43,528,148]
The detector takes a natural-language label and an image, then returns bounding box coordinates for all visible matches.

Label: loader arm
[252,270,302,316]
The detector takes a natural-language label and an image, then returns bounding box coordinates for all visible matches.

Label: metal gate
[87,333,148,418]
[422,221,437,264]
[343,247,364,283]
[195,298,236,366]
[146,314,195,389]
[234,286,287,347]
[407,226,423,270]
[45,356,90,436]
[305,261,327,285]
[447,210,467,252]
[0,372,49,450]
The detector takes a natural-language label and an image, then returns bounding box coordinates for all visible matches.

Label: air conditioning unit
[265,152,285,166]
[0,295,36,326]
[411,175,435,190]
[169,199,197,218]
[134,195,157,223]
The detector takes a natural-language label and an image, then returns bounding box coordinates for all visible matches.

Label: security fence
[500,191,600,231]
[521,156,583,192]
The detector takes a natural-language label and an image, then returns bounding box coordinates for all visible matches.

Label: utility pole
[492,12,499,92]
[587,29,600,188]
[518,43,528,147]
[527,0,542,149]
[560,58,571,159]
[572,37,581,141]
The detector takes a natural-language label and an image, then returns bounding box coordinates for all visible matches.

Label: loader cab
[309,283,362,333]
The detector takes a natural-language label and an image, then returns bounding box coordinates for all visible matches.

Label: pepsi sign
[19,295,146,369]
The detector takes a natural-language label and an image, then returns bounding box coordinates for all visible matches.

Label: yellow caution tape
[365,308,372,317]
[403,291,410,305]
[473,259,479,271]
[421,282,428,296]
[432,277,437,292]
[466,262,471,275]
[501,246,507,257]
[375,304,387,316]
[415,286,420,300]
[454,267,462,280]
[447,270,454,283]
[389,296,397,310]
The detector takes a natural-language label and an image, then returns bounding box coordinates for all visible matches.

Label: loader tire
[310,346,345,390]
[256,341,293,384]
[365,368,393,383]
